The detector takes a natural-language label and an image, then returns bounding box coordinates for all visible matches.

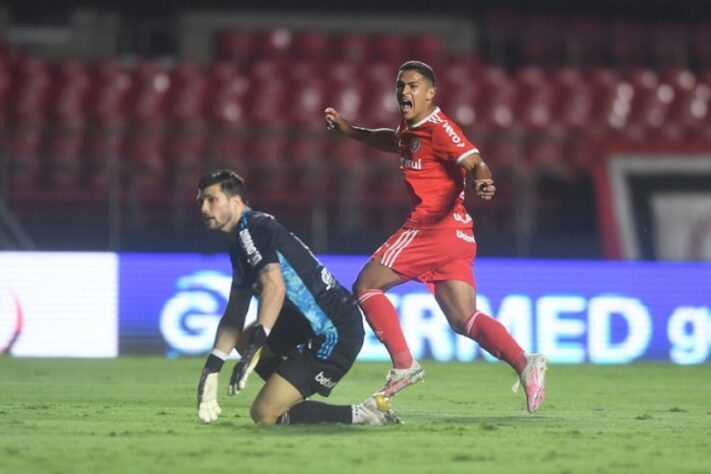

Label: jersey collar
[409,107,440,129]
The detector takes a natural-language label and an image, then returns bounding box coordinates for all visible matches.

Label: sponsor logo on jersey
[456,229,476,244]
[321,267,336,290]
[442,121,466,148]
[0,288,23,354]
[409,137,421,153]
[400,156,422,170]
[239,228,263,266]
[453,211,473,224]
[315,371,337,389]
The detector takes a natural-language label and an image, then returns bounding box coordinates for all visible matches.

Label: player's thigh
[353,259,403,293]
[250,373,304,424]
[433,279,477,333]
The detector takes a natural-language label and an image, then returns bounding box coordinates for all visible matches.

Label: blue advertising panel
[118,254,711,364]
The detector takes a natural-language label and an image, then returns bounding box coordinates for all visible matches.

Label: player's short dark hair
[198,169,248,203]
[398,60,436,86]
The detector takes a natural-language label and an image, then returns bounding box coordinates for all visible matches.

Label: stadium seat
[51,59,92,127]
[130,60,171,127]
[371,34,408,62]
[255,28,293,59]
[551,68,594,130]
[215,29,256,63]
[292,31,331,60]
[287,79,327,129]
[327,81,365,122]
[333,33,370,62]
[169,60,208,127]
[408,34,446,63]
[514,67,555,130]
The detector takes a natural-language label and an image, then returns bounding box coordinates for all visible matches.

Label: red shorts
[370,225,477,291]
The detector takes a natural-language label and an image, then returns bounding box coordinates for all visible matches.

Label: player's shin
[464,311,527,373]
[357,289,413,369]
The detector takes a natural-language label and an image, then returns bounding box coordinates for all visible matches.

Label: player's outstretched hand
[473,179,496,200]
[324,107,351,135]
[228,324,268,395]
[197,369,222,423]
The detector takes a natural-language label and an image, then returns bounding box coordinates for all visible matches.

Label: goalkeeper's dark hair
[198,169,248,203]
[398,60,436,86]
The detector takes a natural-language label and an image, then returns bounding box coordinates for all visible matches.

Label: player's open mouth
[399,100,413,113]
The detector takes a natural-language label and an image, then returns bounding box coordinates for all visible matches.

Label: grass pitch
[1,357,709,474]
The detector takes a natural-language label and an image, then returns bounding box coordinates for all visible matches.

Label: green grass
[1,358,710,474]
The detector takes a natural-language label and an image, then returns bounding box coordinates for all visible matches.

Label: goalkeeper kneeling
[195,169,400,426]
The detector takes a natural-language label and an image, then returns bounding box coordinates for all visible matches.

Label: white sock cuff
[211,348,229,360]
[358,290,384,304]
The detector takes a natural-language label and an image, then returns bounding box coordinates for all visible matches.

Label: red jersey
[395,107,479,229]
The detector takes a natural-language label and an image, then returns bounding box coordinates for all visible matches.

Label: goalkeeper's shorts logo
[0,288,23,354]
[315,371,337,389]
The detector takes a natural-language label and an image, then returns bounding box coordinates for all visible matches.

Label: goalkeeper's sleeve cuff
[204,353,225,373]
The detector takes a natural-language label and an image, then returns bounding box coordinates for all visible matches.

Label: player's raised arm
[197,286,252,423]
[324,107,399,153]
[459,152,496,201]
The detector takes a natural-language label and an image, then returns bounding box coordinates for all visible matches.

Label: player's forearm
[256,283,285,332]
[212,314,243,355]
[460,152,493,179]
[345,126,399,153]
[474,161,493,180]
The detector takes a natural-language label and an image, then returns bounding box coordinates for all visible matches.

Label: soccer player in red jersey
[324,61,548,413]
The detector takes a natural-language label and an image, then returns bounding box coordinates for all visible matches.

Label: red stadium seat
[551,68,594,130]
[255,29,293,59]
[51,59,92,127]
[408,34,446,63]
[371,34,408,62]
[333,33,370,62]
[514,67,555,130]
[12,56,51,126]
[327,82,365,121]
[91,59,133,128]
[292,32,331,60]
[44,131,85,187]
[130,60,171,127]
[215,29,256,63]
[169,60,208,127]
[287,79,327,130]
[524,133,570,178]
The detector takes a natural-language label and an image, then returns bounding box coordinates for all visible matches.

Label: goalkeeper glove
[197,368,222,423]
[228,324,268,395]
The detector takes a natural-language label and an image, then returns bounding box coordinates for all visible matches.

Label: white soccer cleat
[380,360,425,398]
[355,395,402,425]
[512,353,549,414]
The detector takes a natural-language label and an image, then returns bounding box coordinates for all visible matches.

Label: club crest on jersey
[400,156,422,170]
[409,137,421,153]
